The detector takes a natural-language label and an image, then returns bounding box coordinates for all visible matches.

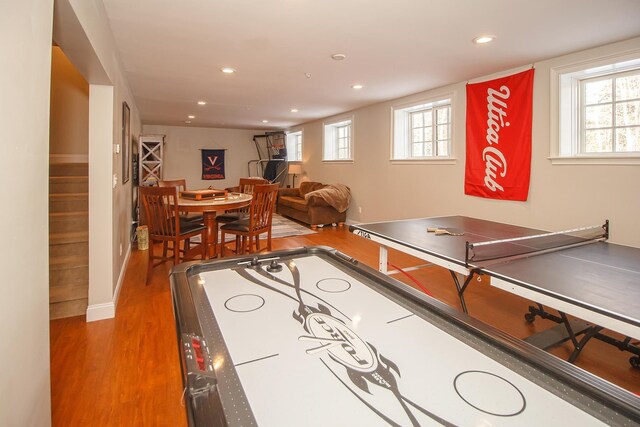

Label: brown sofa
[277,181,349,229]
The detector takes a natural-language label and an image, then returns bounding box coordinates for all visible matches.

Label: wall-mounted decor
[201,148,226,180]
[122,101,131,184]
[465,68,534,201]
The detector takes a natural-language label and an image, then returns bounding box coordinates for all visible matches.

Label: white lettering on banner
[483,146,507,191]
[483,86,510,193]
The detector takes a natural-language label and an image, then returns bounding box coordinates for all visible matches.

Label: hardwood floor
[50,225,639,425]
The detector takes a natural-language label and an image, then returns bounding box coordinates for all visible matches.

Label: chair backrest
[158,179,187,192]
[140,186,181,237]
[238,178,268,195]
[247,183,279,232]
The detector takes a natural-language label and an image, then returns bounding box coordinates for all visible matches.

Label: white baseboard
[112,244,132,312]
[86,244,132,322]
[86,302,115,322]
[50,154,89,163]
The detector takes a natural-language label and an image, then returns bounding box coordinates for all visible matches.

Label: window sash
[286,131,303,161]
[406,104,451,158]
[579,69,640,154]
[323,118,353,161]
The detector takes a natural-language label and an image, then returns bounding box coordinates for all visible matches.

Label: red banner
[465,69,534,201]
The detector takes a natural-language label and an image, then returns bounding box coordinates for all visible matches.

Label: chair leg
[163,241,168,258]
[221,231,227,257]
[200,231,205,259]
[146,240,154,286]
[174,239,180,265]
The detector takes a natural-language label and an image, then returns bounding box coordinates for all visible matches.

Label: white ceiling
[101,0,640,130]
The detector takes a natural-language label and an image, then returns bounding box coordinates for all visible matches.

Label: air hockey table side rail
[169,246,640,426]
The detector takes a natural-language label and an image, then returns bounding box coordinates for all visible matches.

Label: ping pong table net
[464,220,609,267]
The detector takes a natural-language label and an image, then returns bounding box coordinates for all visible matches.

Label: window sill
[548,155,640,165]
[390,158,457,165]
[322,159,354,164]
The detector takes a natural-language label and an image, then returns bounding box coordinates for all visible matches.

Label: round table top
[177,192,252,212]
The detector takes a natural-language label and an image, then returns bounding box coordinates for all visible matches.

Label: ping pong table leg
[379,246,389,274]
[449,271,476,315]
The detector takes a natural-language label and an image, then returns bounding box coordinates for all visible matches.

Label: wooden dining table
[177,192,252,259]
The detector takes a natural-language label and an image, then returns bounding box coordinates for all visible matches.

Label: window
[323,117,353,161]
[581,71,639,154]
[392,96,452,160]
[286,130,303,161]
[552,52,640,164]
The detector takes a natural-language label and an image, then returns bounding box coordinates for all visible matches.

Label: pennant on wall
[464,68,534,201]
[201,149,226,180]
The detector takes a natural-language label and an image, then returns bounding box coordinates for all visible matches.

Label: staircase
[49,163,89,319]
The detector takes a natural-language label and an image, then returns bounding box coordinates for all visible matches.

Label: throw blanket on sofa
[305,183,351,213]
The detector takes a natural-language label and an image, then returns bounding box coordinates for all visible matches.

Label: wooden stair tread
[49,175,88,181]
[50,231,88,245]
[50,193,88,199]
[49,211,88,218]
[50,254,89,269]
[50,283,87,303]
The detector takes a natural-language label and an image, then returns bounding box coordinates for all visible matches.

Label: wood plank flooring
[49,225,640,426]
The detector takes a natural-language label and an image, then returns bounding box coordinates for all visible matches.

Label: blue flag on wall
[201,149,225,180]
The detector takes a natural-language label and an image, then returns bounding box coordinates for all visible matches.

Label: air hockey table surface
[169,246,640,426]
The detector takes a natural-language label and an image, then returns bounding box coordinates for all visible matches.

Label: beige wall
[295,37,640,248]
[50,46,89,157]
[0,0,53,425]
[142,125,261,189]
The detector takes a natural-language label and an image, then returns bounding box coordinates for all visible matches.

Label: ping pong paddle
[427,227,464,236]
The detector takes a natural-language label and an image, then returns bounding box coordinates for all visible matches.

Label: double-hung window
[286,130,303,162]
[392,96,452,160]
[323,117,353,161]
[552,52,640,164]
[581,71,640,154]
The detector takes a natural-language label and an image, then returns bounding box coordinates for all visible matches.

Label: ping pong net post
[465,220,609,267]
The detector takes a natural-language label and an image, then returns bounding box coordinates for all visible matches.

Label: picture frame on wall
[122,101,131,184]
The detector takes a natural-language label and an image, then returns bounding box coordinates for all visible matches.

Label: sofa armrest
[306,194,332,208]
[278,187,301,198]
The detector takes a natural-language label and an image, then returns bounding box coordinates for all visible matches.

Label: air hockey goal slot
[181,333,217,398]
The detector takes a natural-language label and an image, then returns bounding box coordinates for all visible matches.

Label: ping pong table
[350,216,640,366]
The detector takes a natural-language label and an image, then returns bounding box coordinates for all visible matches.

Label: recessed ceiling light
[221,67,236,74]
[473,35,495,44]
[290,108,299,113]
[262,120,269,123]
[331,53,347,61]
[197,101,207,105]
[188,115,195,119]
[352,84,363,90]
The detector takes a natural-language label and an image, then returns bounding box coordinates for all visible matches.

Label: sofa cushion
[278,196,309,212]
[299,181,325,197]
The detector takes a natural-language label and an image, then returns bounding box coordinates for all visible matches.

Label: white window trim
[322,115,354,163]
[285,129,303,162]
[550,48,640,165]
[389,93,456,163]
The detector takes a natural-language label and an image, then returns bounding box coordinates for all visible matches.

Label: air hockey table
[169,246,640,426]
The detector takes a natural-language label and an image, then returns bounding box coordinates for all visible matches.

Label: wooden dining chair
[216,177,269,224]
[220,183,279,256]
[140,186,206,285]
[158,179,203,223]
[215,178,269,253]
